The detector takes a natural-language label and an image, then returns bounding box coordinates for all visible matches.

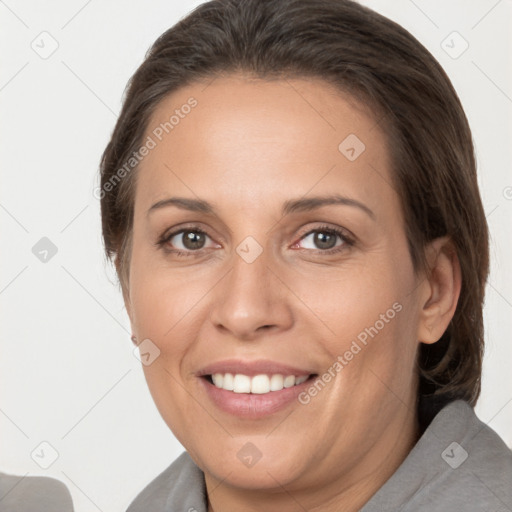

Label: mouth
[196,359,319,418]
[202,372,317,394]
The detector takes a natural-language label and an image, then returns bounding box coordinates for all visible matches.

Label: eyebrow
[147,194,375,220]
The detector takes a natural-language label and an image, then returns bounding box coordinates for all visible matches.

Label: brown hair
[99,0,489,425]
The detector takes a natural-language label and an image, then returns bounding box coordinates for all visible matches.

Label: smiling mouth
[203,373,318,394]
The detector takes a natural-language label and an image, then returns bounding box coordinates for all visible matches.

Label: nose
[208,249,294,341]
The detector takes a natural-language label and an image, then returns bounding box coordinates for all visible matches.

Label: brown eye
[298,226,349,252]
[180,230,206,250]
[168,229,209,251]
[156,226,220,257]
[311,231,338,250]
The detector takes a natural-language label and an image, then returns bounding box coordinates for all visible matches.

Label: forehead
[135,75,396,218]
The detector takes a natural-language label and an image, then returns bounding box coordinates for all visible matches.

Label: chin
[197,440,308,489]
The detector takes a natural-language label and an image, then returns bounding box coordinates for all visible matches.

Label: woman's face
[126,75,432,501]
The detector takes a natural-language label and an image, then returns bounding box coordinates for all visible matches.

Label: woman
[99,0,512,510]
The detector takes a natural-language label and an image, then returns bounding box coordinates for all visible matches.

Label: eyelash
[155,224,354,258]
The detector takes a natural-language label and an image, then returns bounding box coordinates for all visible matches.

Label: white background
[1,1,511,510]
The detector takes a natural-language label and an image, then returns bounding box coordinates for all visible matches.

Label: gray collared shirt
[126,400,512,511]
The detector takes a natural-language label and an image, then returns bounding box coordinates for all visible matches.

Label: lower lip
[199,376,314,419]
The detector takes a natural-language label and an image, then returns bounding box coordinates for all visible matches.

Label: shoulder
[0,472,74,512]
[449,400,512,507]
[363,399,512,511]
[126,451,207,512]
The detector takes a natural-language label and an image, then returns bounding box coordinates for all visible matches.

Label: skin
[124,74,461,512]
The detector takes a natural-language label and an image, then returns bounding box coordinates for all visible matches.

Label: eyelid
[157,224,219,248]
[291,224,355,251]
[157,222,355,255]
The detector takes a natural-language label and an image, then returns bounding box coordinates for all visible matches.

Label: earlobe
[115,255,136,339]
[417,237,461,344]
[114,254,132,320]
[119,273,134,326]
[123,286,133,322]
[124,293,138,345]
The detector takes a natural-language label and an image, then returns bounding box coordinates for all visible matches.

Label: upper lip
[197,359,316,378]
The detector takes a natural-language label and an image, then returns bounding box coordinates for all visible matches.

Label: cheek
[298,252,418,384]
[129,264,203,433]
[129,246,205,342]
[297,264,407,342]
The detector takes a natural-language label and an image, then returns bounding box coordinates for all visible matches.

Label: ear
[122,284,132,322]
[114,255,133,324]
[416,236,461,344]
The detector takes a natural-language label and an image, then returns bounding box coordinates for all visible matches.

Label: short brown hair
[99,0,489,426]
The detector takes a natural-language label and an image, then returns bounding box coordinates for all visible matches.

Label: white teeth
[209,373,310,394]
[283,375,295,388]
[223,373,234,391]
[295,375,308,385]
[269,374,284,391]
[233,374,251,393]
[212,373,223,388]
[250,374,270,394]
